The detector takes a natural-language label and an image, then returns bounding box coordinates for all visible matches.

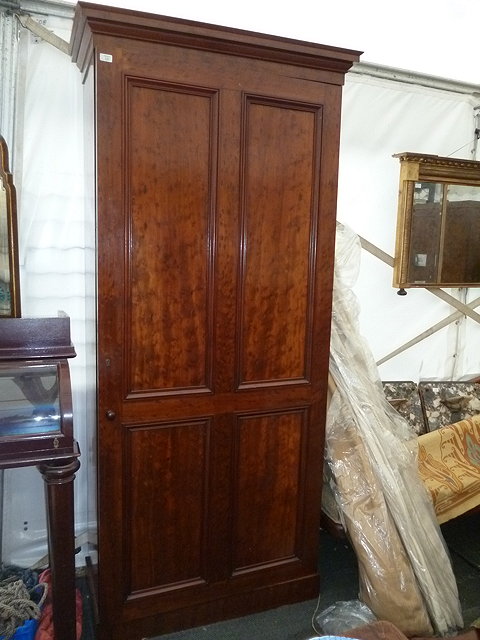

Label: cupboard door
[71,8,359,637]
[96,43,338,639]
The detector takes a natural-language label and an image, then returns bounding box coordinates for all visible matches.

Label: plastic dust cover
[324,223,463,636]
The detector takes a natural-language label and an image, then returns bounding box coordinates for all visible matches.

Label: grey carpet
[77,514,480,639]
[151,514,480,639]
[154,598,322,640]
[151,534,360,639]
[441,511,480,627]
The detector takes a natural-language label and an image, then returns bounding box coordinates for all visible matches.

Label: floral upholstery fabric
[418,382,480,432]
[418,415,480,524]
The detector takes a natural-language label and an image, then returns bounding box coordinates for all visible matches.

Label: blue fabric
[310,636,360,640]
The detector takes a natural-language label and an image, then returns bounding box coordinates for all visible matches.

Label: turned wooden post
[38,452,81,640]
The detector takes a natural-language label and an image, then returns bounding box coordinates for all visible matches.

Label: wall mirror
[393,152,480,290]
[0,135,21,317]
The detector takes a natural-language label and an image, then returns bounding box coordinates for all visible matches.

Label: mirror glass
[408,182,480,285]
[0,135,21,317]
[393,153,480,289]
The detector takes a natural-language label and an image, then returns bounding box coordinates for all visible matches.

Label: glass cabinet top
[0,363,61,437]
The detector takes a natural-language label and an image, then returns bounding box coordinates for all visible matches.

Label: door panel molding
[236,95,324,388]
[125,78,219,396]
[124,418,211,594]
[232,407,308,571]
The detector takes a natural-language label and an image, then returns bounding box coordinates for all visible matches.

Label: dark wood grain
[233,409,305,570]
[239,98,320,386]
[127,81,215,393]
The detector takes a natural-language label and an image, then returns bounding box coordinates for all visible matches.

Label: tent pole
[377,297,480,365]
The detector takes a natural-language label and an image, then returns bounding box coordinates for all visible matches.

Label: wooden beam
[358,235,394,267]
[376,297,480,365]
[357,233,480,324]
[428,288,480,324]
[355,232,480,365]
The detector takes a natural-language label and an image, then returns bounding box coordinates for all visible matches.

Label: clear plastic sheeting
[314,600,377,636]
[325,223,463,636]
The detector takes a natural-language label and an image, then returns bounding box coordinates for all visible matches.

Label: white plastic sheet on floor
[325,223,463,636]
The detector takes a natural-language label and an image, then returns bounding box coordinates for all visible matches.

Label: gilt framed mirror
[393,152,480,290]
[0,135,21,317]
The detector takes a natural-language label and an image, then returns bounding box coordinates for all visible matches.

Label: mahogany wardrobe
[71,4,360,638]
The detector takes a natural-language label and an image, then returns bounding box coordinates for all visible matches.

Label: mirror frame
[393,152,480,289]
[0,135,21,317]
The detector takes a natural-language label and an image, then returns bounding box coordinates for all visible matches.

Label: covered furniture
[342,619,480,640]
[324,383,480,529]
[418,414,480,524]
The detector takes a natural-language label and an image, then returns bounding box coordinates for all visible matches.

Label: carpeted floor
[441,511,480,628]
[151,530,359,640]
[151,512,480,640]
[81,511,480,639]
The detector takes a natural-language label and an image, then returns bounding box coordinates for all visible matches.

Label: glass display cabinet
[0,315,80,640]
[0,360,75,465]
[393,152,480,290]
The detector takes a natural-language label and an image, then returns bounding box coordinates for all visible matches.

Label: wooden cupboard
[71,4,360,638]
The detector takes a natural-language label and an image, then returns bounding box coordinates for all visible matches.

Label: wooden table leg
[37,452,80,640]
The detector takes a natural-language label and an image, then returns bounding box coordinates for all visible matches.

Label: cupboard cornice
[70,1,360,81]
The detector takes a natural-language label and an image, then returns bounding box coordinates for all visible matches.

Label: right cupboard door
[72,7,359,638]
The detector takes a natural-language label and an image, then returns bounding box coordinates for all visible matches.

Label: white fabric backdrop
[2,14,93,566]
[83,0,477,85]
[2,8,480,566]
[338,71,480,382]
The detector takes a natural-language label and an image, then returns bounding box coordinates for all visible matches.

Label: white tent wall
[337,69,480,382]
[0,0,479,567]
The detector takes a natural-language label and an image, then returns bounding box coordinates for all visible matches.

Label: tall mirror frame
[393,152,480,290]
[0,135,21,317]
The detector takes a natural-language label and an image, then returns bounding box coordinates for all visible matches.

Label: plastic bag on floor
[314,599,377,635]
